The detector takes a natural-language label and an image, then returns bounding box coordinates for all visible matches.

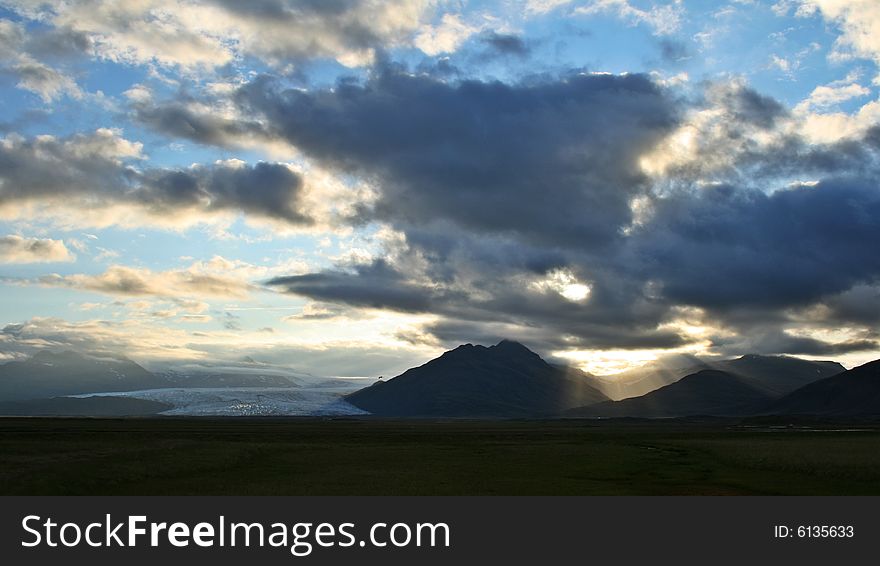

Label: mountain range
[584,354,844,400]
[566,355,849,418]
[566,369,774,418]
[348,341,878,419]
[2,342,879,418]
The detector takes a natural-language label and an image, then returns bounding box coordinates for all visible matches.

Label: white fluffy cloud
[0,235,74,263]
[795,82,870,111]
[414,13,481,56]
[798,0,880,65]
[792,76,880,144]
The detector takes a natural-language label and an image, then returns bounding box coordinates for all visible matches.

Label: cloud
[633,178,880,311]
[574,0,685,36]
[129,92,273,150]
[35,262,253,300]
[798,0,880,66]
[791,76,879,144]
[237,66,679,249]
[414,13,482,56]
[0,316,210,361]
[0,314,436,376]
[0,19,83,101]
[0,235,74,263]
[705,322,879,358]
[2,0,878,369]
[223,311,242,331]
[4,0,433,70]
[282,302,364,322]
[795,82,870,112]
[477,31,531,58]
[239,66,880,359]
[0,129,316,229]
[657,38,690,64]
[267,260,435,313]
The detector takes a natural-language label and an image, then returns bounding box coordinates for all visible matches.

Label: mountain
[567,370,774,418]
[768,359,880,416]
[0,351,165,402]
[714,355,845,397]
[589,355,843,400]
[585,355,707,400]
[156,369,301,388]
[346,340,608,417]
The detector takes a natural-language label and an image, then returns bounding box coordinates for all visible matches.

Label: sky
[1,0,879,377]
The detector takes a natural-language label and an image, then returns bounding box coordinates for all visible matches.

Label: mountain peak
[490,339,538,356]
[440,340,542,362]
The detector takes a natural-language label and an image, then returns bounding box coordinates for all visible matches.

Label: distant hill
[0,351,307,404]
[155,369,301,389]
[768,359,880,416]
[714,355,845,396]
[567,370,775,418]
[589,355,843,400]
[0,351,165,402]
[584,355,706,400]
[346,340,608,417]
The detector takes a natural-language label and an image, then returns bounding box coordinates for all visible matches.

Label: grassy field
[1,417,880,495]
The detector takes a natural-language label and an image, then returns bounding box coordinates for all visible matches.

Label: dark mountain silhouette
[715,355,844,396]
[588,354,843,400]
[0,350,165,402]
[346,340,608,417]
[567,369,774,418]
[768,359,880,416]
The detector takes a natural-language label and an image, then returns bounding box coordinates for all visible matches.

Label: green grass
[1,417,879,495]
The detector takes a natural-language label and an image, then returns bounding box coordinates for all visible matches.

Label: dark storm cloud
[822,284,880,325]
[237,66,680,249]
[235,67,880,354]
[267,260,436,312]
[115,64,880,356]
[131,99,268,148]
[636,179,880,311]
[422,318,688,353]
[267,249,692,351]
[0,130,314,226]
[709,328,879,358]
[138,162,312,224]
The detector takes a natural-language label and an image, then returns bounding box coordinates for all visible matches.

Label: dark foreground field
[2,417,880,495]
